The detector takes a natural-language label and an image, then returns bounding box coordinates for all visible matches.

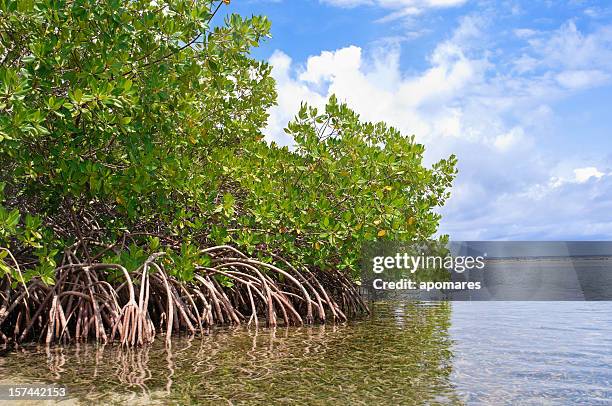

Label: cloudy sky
[228,0,612,240]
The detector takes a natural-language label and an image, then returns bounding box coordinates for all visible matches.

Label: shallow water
[450,302,612,405]
[0,302,610,405]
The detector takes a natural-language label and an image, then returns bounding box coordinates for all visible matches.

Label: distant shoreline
[485,255,612,262]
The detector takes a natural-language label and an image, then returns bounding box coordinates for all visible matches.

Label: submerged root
[0,245,368,346]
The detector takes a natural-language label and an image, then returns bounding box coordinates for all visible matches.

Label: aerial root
[0,245,368,346]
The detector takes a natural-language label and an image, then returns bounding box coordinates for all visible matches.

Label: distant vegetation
[0,0,456,345]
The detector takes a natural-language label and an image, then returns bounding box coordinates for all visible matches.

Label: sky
[225,0,612,240]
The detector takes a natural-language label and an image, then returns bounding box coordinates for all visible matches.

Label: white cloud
[583,6,612,19]
[266,51,326,144]
[263,16,612,239]
[549,166,608,187]
[526,21,612,71]
[322,0,466,7]
[514,28,538,39]
[493,127,527,151]
[266,42,486,147]
[320,0,466,20]
[550,167,605,188]
[298,46,363,85]
[555,69,610,89]
[375,7,422,22]
[574,167,606,183]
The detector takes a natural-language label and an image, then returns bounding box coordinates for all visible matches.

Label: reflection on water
[2,302,611,405]
[0,302,460,405]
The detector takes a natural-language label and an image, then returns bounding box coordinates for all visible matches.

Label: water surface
[0,302,610,405]
[450,302,612,405]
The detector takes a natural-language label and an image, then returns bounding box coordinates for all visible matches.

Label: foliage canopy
[0,0,456,286]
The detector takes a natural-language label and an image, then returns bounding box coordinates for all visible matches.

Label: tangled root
[0,245,368,346]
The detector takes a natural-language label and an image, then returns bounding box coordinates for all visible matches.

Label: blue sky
[225,0,612,240]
